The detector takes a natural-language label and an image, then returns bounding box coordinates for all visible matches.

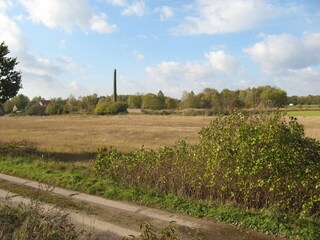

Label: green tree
[128,95,142,108]
[80,94,98,113]
[45,98,65,115]
[180,91,199,109]
[165,97,178,109]
[11,94,29,112]
[0,42,22,104]
[220,89,244,112]
[142,93,163,110]
[26,97,45,115]
[2,100,14,114]
[259,86,287,107]
[157,90,166,109]
[63,95,80,114]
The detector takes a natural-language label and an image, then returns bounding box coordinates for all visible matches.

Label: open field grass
[0,115,213,153]
[0,115,319,155]
[288,110,320,116]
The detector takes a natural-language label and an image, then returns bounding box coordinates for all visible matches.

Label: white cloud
[245,33,320,72]
[133,50,145,61]
[206,50,244,75]
[90,13,117,33]
[20,0,117,33]
[156,6,174,21]
[171,0,277,35]
[274,68,320,96]
[107,0,127,6]
[0,3,87,99]
[146,50,243,84]
[122,0,146,16]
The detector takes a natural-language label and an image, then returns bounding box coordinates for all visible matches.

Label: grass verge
[0,155,319,240]
[287,111,320,116]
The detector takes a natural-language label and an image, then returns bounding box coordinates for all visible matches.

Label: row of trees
[1,85,317,116]
[288,95,320,105]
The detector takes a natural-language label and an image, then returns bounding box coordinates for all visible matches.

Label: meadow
[0,114,319,154]
[0,115,213,153]
[0,113,319,239]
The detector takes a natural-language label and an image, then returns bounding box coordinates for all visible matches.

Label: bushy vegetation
[0,204,90,240]
[2,85,318,116]
[124,222,180,240]
[94,112,320,216]
[95,101,128,115]
[0,148,319,239]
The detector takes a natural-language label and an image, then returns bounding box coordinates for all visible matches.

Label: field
[0,115,213,153]
[1,114,319,239]
[0,115,319,155]
[287,110,320,116]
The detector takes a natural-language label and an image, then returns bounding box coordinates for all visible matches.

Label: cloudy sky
[0,0,319,99]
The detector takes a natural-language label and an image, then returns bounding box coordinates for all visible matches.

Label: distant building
[39,99,51,107]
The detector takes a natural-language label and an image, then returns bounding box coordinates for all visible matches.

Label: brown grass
[0,115,213,153]
[0,115,319,154]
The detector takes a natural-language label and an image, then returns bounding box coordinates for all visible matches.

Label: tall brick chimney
[113,69,117,102]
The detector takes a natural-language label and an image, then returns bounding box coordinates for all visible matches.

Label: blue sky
[0,0,319,99]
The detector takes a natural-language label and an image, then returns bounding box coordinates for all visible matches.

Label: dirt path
[0,173,282,240]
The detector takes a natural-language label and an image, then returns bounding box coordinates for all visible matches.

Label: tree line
[1,85,319,116]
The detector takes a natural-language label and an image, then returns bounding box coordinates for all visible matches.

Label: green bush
[95,101,128,115]
[94,112,320,216]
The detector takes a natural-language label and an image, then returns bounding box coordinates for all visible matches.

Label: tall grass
[0,204,91,240]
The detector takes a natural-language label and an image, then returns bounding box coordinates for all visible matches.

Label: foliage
[128,95,142,108]
[79,94,98,113]
[11,94,30,112]
[0,204,90,240]
[0,42,22,104]
[94,112,320,216]
[45,98,65,115]
[2,100,13,114]
[25,97,45,115]
[179,91,199,109]
[125,222,180,240]
[0,154,319,239]
[142,93,164,110]
[95,101,128,115]
[165,98,178,109]
[63,96,80,114]
[288,95,320,105]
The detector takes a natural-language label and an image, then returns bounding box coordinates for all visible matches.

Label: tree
[157,90,165,109]
[11,94,29,112]
[0,42,22,104]
[80,94,98,113]
[128,95,142,108]
[2,100,14,114]
[165,97,178,109]
[63,95,80,114]
[180,91,199,109]
[141,93,163,110]
[45,98,65,115]
[26,97,45,115]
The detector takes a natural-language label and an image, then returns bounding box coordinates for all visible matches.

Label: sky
[0,0,320,99]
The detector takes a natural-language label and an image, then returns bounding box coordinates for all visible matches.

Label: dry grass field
[0,115,319,154]
[0,115,213,153]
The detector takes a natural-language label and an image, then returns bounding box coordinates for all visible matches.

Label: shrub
[95,102,128,115]
[94,112,320,216]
